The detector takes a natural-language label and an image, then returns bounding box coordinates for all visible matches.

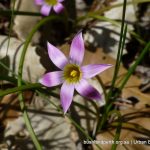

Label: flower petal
[40,4,52,16]
[47,42,68,69]
[60,82,74,113]
[39,71,63,87]
[53,3,64,13]
[58,0,64,2]
[81,64,113,79]
[75,79,101,101]
[35,0,44,5]
[69,32,84,65]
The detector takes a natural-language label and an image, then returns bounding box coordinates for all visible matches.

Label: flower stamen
[70,70,77,77]
[45,0,57,5]
[63,64,82,83]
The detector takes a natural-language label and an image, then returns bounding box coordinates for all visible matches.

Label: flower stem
[37,91,103,150]
[108,110,122,150]
[17,16,63,150]
[108,0,127,98]
[0,9,41,16]
[119,42,150,90]
[0,83,41,98]
[95,0,127,134]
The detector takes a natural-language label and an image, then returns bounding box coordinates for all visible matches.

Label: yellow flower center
[45,0,57,5]
[63,64,82,83]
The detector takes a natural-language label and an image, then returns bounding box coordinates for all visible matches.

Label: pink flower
[39,32,112,113]
[35,0,64,16]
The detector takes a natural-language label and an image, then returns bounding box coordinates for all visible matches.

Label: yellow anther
[63,64,82,83]
[45,0,57,5]
[70,70,77,77]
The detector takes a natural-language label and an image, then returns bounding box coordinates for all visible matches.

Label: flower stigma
[63,64,82,83]
[45,0,57,5]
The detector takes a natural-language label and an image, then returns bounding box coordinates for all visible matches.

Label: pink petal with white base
[54,3,64,13]
[47,42,68,69]
[39,71,63,87]
[82,64,112,79]
[75,79,101,101]
[35,0,44,5]
[60,82,74,113]
[69,32,85,65]
[58,0,64,2]
[41,4,52,16]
